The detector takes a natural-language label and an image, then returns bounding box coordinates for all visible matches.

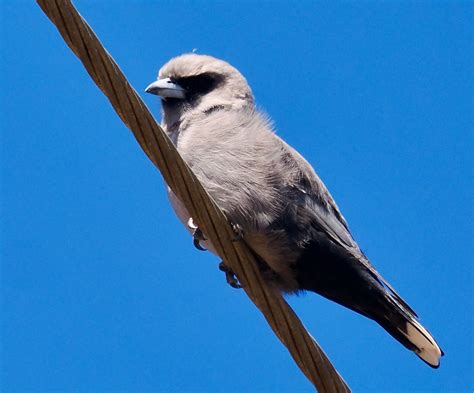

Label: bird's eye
[176,73,222,97]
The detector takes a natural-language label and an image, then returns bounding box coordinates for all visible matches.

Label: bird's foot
[219,261,242,289]
[230,222,244,242]
[187,217,207,251]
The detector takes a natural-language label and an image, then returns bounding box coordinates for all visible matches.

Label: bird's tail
[376,306,444,368]
[293,233,444,367]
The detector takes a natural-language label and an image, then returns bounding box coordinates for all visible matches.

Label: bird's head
[145,54,254,130]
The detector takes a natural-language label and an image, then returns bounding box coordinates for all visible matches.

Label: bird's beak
[145,78,186,99]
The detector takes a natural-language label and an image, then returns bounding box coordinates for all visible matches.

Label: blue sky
[1,1,472,392]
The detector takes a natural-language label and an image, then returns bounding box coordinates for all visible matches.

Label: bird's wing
[277,138,418,316]
[277,138,358,249]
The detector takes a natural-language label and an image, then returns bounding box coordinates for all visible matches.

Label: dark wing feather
[279,140,418,318]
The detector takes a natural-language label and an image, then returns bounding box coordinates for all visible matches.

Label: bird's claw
[219,261,242,289]
[193,232,207,251]
[188,217,207,251]
[230,222,244,242]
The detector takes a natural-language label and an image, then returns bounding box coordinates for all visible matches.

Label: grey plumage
[145,54,443,368]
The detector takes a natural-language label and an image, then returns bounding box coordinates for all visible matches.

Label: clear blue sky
[1,1,472,392]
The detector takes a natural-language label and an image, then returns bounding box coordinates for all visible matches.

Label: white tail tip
[406,320,443,368]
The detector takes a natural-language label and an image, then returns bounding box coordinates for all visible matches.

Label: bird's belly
[167,188,298,291]
[244,233,300,291]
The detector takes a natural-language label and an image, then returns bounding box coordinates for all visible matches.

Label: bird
[145,53,443,368]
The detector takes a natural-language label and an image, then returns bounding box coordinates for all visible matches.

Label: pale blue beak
[145,78,186,99]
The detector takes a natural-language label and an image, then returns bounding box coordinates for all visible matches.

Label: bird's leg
[219,261,242,289]
[187,217,207,251]
[230,222,244,242]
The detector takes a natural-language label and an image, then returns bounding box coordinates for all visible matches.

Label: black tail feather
[293,231,442,367]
